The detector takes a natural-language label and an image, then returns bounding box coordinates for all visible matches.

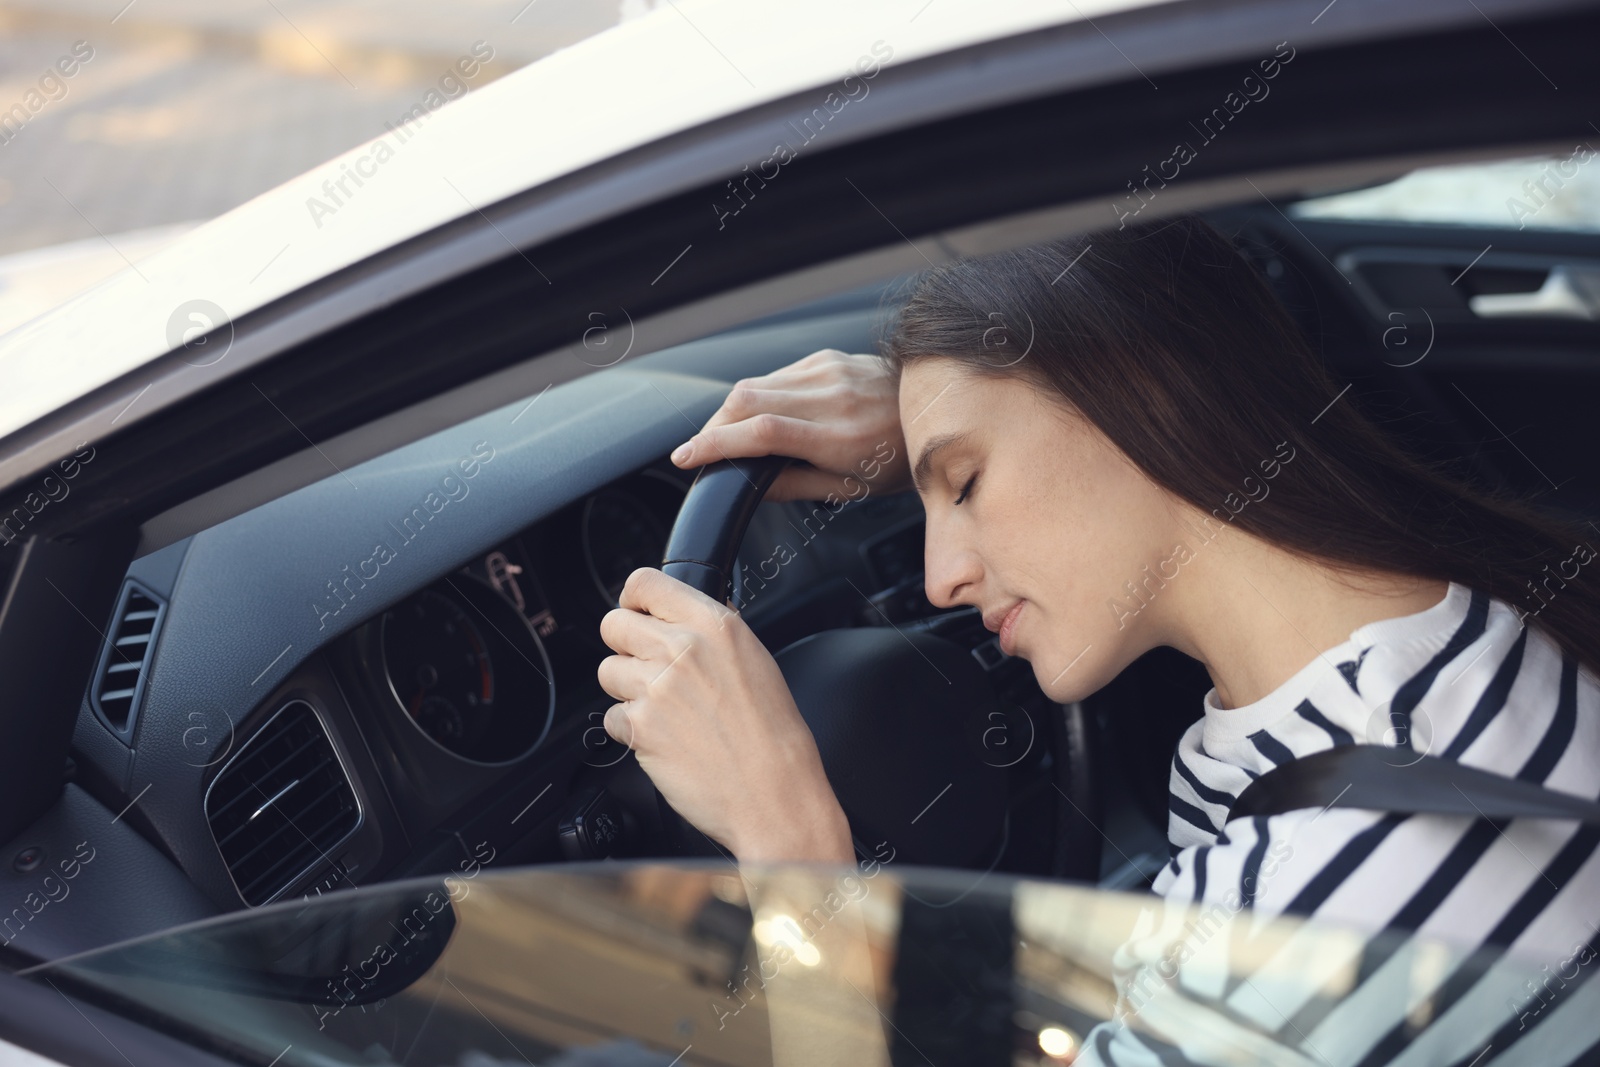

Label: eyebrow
[910,430,971,495]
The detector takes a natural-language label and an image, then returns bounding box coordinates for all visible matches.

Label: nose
[922,513,983,610]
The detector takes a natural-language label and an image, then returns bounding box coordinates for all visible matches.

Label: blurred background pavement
[0,0,651,333]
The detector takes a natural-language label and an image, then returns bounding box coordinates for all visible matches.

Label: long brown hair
[879,215,1600,677]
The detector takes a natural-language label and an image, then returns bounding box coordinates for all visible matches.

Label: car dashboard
[62,305,930,922]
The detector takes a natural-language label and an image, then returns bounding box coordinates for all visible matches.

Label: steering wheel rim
[661,455,792,603]
[652,455,792,856]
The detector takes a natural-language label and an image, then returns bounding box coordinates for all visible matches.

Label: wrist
[734,797,854,865]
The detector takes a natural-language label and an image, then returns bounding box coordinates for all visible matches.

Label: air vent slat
[238,794,351,897]
[238,801,355,902]
[206,741,330,823]
[254,736,331,784]
[212,772,340,852]
[227,816,304,870]
[205,701,360,906]
[89,581,166,740]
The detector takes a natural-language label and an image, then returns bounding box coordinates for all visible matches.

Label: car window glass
[1289,150,1600,232]
[23,865,1557,1067]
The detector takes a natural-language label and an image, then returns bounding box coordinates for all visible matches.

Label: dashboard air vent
[89,579,166,741]
[205,700,361,906]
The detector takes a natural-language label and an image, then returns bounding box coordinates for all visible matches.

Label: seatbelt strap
[1228,744,1600,824]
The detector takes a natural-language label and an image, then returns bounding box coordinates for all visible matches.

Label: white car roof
[0,0,1148,444]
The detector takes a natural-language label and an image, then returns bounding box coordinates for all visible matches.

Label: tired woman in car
[596,215,1600,1061]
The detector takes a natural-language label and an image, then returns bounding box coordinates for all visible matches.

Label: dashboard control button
[558,787,629,860]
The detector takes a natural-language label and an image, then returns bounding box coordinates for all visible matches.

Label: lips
[984,600,1025,655]
[999,601,1025,654]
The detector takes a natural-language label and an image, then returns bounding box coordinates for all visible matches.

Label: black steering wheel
[660,456,788,603]
[647,454,1104,879]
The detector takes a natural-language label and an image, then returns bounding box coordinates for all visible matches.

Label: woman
[597,216,1600,1061]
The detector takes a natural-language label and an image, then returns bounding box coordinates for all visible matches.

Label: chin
[1030,655,1081,703]
[1028,645,1102,705]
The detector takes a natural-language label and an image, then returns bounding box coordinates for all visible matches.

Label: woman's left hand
[597,566,854,864]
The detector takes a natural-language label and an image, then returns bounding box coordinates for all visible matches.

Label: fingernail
[671,442,691,464]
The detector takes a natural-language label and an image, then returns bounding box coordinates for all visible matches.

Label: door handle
[1468,265,1600,321]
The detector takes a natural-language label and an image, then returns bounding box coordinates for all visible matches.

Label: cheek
[1026,453,1129,576]
[1022,448,1174,655]
[988,471,1069,570]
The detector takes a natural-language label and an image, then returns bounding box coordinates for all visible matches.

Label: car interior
[1,177,1596,975]
[0,8,1596,1007]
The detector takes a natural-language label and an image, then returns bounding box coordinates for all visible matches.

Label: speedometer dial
[376,579,555,764]
[582,490,667,607]
[380,590,496,752]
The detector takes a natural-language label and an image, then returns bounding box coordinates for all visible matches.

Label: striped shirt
[1083,581,1600,1066]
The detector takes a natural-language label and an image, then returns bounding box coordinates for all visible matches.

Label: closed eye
[953,473,977,506]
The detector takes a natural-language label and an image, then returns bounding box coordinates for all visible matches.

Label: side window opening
[1289,149,1600,233]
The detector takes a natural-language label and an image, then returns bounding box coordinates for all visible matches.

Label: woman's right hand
[669,349,911,502]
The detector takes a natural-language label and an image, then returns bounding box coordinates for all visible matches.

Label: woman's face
[898,358,1193,703]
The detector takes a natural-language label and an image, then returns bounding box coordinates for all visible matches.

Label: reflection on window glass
[1290,149,1600,232]
[24,866,1586,1067]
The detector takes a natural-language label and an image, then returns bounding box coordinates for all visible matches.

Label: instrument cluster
[361,468,692,764]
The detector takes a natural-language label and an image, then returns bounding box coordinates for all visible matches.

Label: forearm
[735,862,892,1067]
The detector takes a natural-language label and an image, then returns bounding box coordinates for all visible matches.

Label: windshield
[23,863,1568,1066]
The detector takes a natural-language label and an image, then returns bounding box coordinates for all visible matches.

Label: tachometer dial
[380,590,495,752]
